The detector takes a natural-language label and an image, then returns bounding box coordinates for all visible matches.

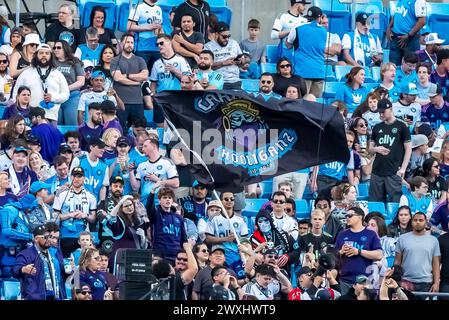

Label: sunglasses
[79,291,92,296]
[28,43,38,48]
[261,80,272,84]
[156,41,165,46]
[201,249,209,253]
[272,199,285,204]
[345,213,358,219]
[224,197,234,201]
[358,123,367,128]
[53,46,63,50]
[279,64,291,69]
[220,34,231,39]
[0,59,8,64]
[176,257,188,262]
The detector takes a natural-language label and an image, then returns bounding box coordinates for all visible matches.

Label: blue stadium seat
[259,179,273,199]
[325,68,336,82]
[323,82,343,100]
[266,45,279,63]
[334,65,352,82]
[208,0,227,6]
[0,106,5,118]
[365,82,379,91]
[313,0,350,39]
[77,0,116,29]
[144,110,153,124]
[427,3,449,45]
[371,66,381,83]
[241,79,260,93]
[211,6,232,26]
[352,0,387,42]
[116,0,140,32]
[1,280,20,300]
[58,125,78,134]
[243,199,268,217]
[295,199,310,219]
[260,63,277,74]
[383,49,390,63]
[357,183,369,200]
[368,201,386,217]
[386,202,400,220]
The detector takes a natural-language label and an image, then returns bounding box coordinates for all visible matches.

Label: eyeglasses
[176,257,188,262]
[272,199,285,204]
[79,290,92,296]
[358,123,367,128]
[223,197,234,201]
[316,204,328,209]
[200,249,209,253]
[345,213,357,219]
[279,64,291,69]
[261,80,272,84]
[53,46,62,50]
[0,59,8,64]
[156,41,165,46]
[220,34,231,39]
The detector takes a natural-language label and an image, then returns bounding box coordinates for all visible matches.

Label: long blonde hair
[440,140,449,164]
[102,128,121,148]
[78,247,99,272]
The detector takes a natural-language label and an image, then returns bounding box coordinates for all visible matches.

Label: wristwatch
[358,248,362,255]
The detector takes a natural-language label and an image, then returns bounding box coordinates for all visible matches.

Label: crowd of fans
[0,0,448,301]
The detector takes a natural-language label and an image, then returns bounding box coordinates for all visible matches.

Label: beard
[37,58,51,68]
[198,62,210,70]
[112,190,122,198]
[92,117,102,125]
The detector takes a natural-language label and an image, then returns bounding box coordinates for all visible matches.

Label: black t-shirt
[298,232,333,257]
[428,176,448,203]
[272,73,307,98]
[439,233,449,284]
[371,119,411,176]
[44,21,79,52]
[173,1,211,39]
[78,28,117,46]
[172,30,205,69]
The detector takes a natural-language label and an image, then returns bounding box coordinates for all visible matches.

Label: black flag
[155,90,349,192]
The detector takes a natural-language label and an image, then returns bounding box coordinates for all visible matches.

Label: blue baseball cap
[30,181,51,194]
[402,82,419,95]
[13,146,29,155]
[91,70,106,79]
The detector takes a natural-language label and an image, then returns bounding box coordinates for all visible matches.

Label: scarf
[9,165,31,197]
[353,28,377,67]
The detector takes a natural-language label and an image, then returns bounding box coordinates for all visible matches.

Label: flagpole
[164,118,242,247]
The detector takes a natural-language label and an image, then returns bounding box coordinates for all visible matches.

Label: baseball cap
[37,43,52,52]
[425,33,444,45]
[411,134,429,149]
[116,136,129,147]
[239,237,251,245]
[416,123,433,137]
[33,224,47,237]
[402,82,419,95]
[216,21,230,33]
[13,146,29,155]
[313,288,333,300]
[264,248,279,256]
[355,275,369,284]
[192,180,208,189]
[82,60,94,69]
[26,134,40,146]
[207,200,222,210]
[377,98,393,113]
[71,166,85,177]
[59,143,72,154]
[355,12,369,25]
[210,244,225,254]
[88,137,106,149]
[290,0,311,5]
[110,175,124,185]
[428,84,443,97]
[306,6,322,21]
[91,70,106,79]
[30,181,51,194]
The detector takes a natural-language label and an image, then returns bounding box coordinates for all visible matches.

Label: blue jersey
[423,101,449,129]
[45,175,70,195]
[335,84,369,113]
[290,21,327,79]
[196,70,224,90]
[395,68,418,89]
[319,161,347,181]
[149,55,191,93]
[405,193,431,214]
[392,0,427,35]
[78,156,109,202]
[129,2,163,52]
[379,84,402,103]
[75,44,105,66]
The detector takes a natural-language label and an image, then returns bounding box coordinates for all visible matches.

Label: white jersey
[149,54,191,92]
[242,280,280,300]
[129,1,163,52]
[204,39,242,83]
[271,212,299,240]
[326,32,341,62]
[0,151,12,171]
[363,110,382,129]
[205,214,249,238]
[392,101,421,128]
[53,188,97,214]
[271,11,307,40]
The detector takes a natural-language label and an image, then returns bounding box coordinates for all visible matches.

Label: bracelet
[358,248,362,255]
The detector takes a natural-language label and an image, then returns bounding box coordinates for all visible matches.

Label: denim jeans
[58,90,80,125]
[389,34,420,66]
